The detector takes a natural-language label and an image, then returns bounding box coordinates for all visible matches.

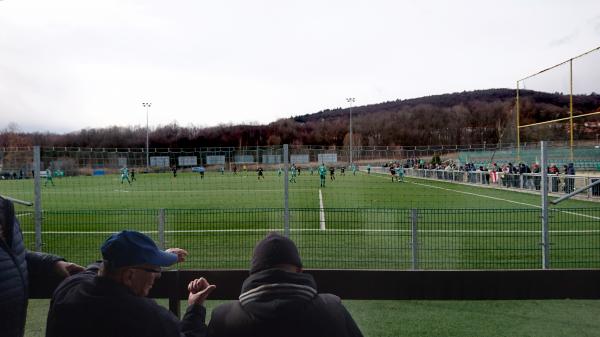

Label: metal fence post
[540,141,550,269]
[411,209,419,270]
[587,177,592,199]
[283,144,290,237]
[520,174,524,189]
[33,146,43,252]
[158,208,166,250]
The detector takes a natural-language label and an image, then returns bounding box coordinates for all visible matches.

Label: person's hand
[166,248,188,262]
[53,261,85,278]
[187,277,216,306]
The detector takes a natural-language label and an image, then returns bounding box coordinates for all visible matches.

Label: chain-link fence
[3,144,600,270]
[15,207,600,270]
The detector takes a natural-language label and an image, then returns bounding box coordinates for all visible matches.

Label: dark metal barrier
[31,269,600,317]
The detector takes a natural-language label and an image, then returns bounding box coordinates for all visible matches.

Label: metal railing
[401,168,600,200]
[30,269,600,319]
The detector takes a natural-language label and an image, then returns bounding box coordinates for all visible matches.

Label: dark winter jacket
[0,197,64,337]
[46,264,207,337]
[566,163,576,175]
[208,269,363,337]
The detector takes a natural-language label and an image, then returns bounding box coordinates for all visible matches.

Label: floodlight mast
[142,102,151,171]
[346,97,356,166]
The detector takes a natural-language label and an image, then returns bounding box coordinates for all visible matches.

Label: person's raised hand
[187,277,216,306]
[166,248,188,262]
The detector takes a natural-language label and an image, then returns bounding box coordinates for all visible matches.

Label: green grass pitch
[2,169,598,269]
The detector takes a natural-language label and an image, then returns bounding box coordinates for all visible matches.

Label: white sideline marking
[16,213,33,217]
[41,188,314,194]
[371,173,600,221]
[319,189,326,230]
[21,229,600,234]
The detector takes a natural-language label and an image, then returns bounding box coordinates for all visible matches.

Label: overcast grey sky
[1,0,599,133]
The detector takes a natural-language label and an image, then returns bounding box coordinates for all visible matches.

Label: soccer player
[120,167,131,185]
[329,166,335,181]
[367,164,371,175]
[171,166,177,178]
[44,168,55,186]
[243,165,248,177]
[277,167,282,177]
[130,168,136,182]
[340,166,345,176]
[396,164,404,182]
[257,167,264,180]
[352,164,357,176]
[233,165,238,175]
[289,164,297,183]
[389,165,397,182]
[199,166,205,179]
[318,163,327,187]
[220,166,225,175]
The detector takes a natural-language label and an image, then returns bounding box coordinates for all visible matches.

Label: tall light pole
[142,102,151,171]
[346,97,355,166]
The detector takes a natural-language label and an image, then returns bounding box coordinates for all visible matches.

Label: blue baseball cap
[101,230,178,268]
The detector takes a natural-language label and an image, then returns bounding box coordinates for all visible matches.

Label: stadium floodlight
[346,97,356,166]
[142,102,152,171]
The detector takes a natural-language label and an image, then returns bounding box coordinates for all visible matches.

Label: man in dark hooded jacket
[0,196,83,337]
[565,163,576,193]
[207,232,363,337]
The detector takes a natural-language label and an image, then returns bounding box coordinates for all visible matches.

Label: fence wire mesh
[3,145,599,270]
[14,207,600,270]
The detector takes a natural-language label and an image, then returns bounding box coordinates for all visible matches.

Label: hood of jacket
[238,268,318,320]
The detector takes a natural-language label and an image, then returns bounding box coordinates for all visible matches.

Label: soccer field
[3,169,599,270]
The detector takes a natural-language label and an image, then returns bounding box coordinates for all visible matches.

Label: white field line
[16,213,33,217]
[371,172,600,221]
[39,188,314,194]
[21,229,600,234]
[319,189,326,230]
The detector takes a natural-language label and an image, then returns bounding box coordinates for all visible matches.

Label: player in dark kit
[329,166,335,181]
[171,166,177,178]
[257,167,264,180]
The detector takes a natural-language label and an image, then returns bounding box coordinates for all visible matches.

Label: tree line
[2,89,599,149]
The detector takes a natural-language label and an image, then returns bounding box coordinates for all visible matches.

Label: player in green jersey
[120,167,131,185]
[44,168,55,186]
[289,164,297,183]
[318,163,327,187]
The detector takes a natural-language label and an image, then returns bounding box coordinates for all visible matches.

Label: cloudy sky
[1,0,599,133]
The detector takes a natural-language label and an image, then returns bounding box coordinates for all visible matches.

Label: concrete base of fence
[31,269,600,317]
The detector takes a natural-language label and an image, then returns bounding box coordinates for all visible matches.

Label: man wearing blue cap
[207,232,363,337]
[46,230,216,337]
